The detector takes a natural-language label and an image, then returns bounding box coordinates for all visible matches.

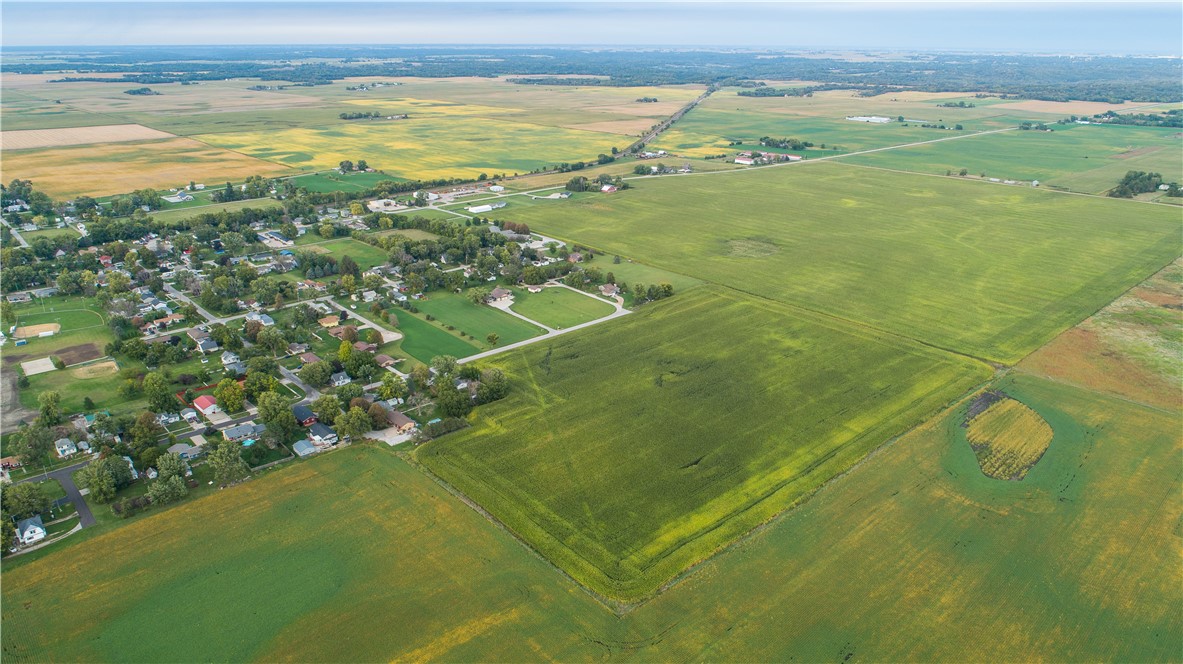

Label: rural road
[459,283,629,365]
[13,458,97,528]
[2,219,31,248]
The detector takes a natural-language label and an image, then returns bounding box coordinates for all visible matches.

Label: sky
[2,1,1180,54]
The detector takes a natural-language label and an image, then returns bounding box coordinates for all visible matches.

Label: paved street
[13,458,96,528]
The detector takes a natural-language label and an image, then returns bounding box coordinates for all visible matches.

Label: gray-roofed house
[16,515,46,545]
[223,422,266,442]
[55,438,78,458]
[309,423,338,446]
[331,372,351,387]
[167,442,204,459]
[293,440,317,457]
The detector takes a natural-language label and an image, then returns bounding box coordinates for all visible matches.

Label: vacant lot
[0,123,174,149]
[151,197,283,225]
[1,137,292,198]
[394,311,482,364]
[509,286,616,328]
[420,288,990,601]
[303,238,390,271]
[478,162,1181,364]
[414,291,545,346]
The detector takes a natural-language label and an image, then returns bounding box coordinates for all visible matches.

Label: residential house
[527,284,544,293]
[293,440,318,457]
[331,372,352,387]
[223,361,247,376]
[352,341,378,353]
[309,423,338,446]
[386,409,417,434]
[122,456,139,481]
[223,422,265,442]
[287,342,310,355]
[487,287,512,302]
[54,438,78,458]
[293,405,317,427]
[167,442,204,459]
[299,352,322,366]
[374,354,397,368]
[245,311,275,327]
[157,412,181,426]
[181,408,199,422]
[16,516,46,545]
[193,395,219,416]
[197,339,219,354]
[567,252,584,263]
[318,315,342,328]
[599,283,620,297]
[221,351,240,366]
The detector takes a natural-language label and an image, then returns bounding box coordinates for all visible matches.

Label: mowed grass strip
[509,286,615,328]
[965,397,1054,480]
[303,237,390,271]
[418,287,991,601]
[478,161,1182,364]
[395,311,482,363]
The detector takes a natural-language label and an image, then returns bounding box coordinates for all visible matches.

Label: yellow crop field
[1,138,293,198]
[966,397,1055,480]
[196,116,619,180]
[0,123,175,149]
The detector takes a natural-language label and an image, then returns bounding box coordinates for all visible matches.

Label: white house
[309,423,338,446]
[122,456,140,481]
[55,438,78,458]
[221,351,240,366]
[331,372,351,387]
[15,515,46,546]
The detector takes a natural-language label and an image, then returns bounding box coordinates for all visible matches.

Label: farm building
[16,516,46,546]
[734,157,755,166]
[193,395,219,416]
[600,185,618,193]
[845,115,893,123]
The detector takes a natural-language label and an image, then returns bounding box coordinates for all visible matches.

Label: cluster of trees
[211,175,272,203]
[123,87,160,95]
[499,221,531,235]
[1062,109,1183,128]
[937,101,976,108]
[1108,170,1165,198]
[566,173,627,192]
[337,159,369,172]
[758,136,814,151]
[635,96,658,102]
[1019,122,1051,131]
[338,111,381,120]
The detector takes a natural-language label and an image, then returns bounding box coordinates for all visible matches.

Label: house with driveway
[223,422,266,442]
[55,438,78,458]
[309,423,338,446]
[193,395,219,416]
[16,515,46,546]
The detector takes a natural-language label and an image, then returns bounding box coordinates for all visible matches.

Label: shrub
[51,356,65,370]
[420,417,469,439]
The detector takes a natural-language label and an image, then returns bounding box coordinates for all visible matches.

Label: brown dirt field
[1,124,175,150]
[0,369,35,433]
[1019,327,1179,410]
[0,137,293,198]
[1112,146,1165,160]
[1133,287,1182,307]
[71,360,118,378]
[566,118,656,135]
[12,323,60,338]
[55,343,103,365]
[302,245,332,254]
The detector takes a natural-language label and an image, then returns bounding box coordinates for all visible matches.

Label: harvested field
[12,323,60,338]
[20,357,56,376]
[71,360,118,379]
[0,137,293,198]
[0,124,173,150]
[992,99,1164,115]
[1112,145,1165,159]
[964,396,1054,480]
[567,118,657,135]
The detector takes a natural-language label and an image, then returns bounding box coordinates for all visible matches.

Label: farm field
[0,137,293,198]
[301,237,390,271]
[419,288,991,601]
[0,123,174,149]
[195,117,620,181]
[1019,258,1182,410]
[478,161,1181,364]
[509,286,616,328]
[840,123,1183,193]
[4,370,1178,662]
[414,291,545,346]
[286,169,407,193]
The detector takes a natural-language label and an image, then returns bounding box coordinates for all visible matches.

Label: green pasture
[414,290,545,345]
[479,161,1181,364]
[19,226,82,241]
[508,286,615,328]
[591,257,703,294]
[841,124,1183,193]
[419,288,990,601]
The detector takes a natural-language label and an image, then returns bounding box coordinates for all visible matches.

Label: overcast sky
[2,1,1180,54]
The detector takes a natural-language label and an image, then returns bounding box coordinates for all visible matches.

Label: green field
[414,290,545,345]
[287,170,408,193]
[394,309,482,364]
[509,286,615,328]
[840,124,1183,193]
[19,226,82,241]
[479,162,1181,364]
[419,288,990,600]
[150,197,283,224]
[303,238,390,271]
[6,296,114,360]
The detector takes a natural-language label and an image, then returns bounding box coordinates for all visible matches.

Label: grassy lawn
[478,161,1181,365]
[20,226,81,241]
[508,286,614,328]
[419,288,991,601]
[393,310,481,364]
[302,237,390,271]
[414,290,545,345]
[151,197,282,225]
[287,170,408,193]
